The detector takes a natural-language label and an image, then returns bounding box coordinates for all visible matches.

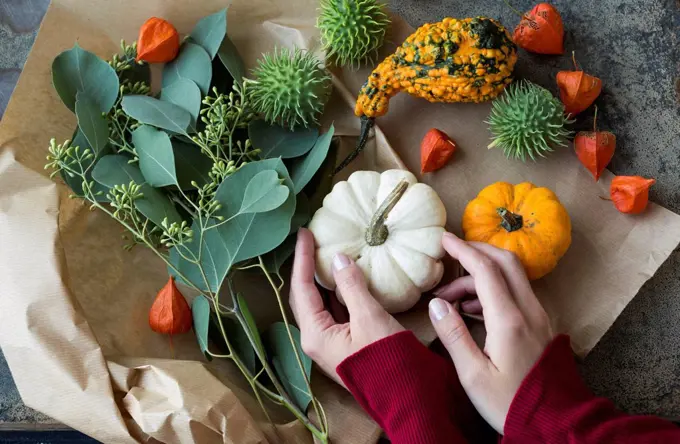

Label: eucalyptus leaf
[189,8,227,60]
[290,192,310,233]
[92,153,144,186]
[290,124,335,194]
[236,293,266,360]
[225,318,256,373]
[212,158,295,263]
[119,62,151,86]
[136,194,182,230]
[192,295,212,359]
[171,159,295,293]
[163,42,212,95]
[160,79,201,130]
[248,120,318,159]
[267,322,312,411]
[217,36,245,85]
[122,95,191,134]
[132,125,177,187]
[52,43,119,113]
[239,170,290,214]
[92,154,181,226]
[173,140,213,189]
[307,138,338,215]
[75,92,109,157]
[169,219,214,288]
[262,234,297,274]
[62,128,110,202]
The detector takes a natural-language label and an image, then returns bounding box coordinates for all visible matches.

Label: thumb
[429,298,486,379]
[332,253,383,315]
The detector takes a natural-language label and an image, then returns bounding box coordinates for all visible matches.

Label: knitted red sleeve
[503,334,680,443]
[337,330,489,444]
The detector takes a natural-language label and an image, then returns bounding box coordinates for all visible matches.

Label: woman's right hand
[429,232,554,434]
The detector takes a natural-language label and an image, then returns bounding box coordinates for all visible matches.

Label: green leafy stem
[46,106,329,444]
[48,150,328,440]
[47,21,335,442]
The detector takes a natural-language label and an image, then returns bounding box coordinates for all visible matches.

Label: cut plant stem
[258,256,327,436]
[228,276,328,441]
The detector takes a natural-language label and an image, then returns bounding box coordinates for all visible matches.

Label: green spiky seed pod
[318,0,390,68]
[250,48,332,129]
[487,80,574,161]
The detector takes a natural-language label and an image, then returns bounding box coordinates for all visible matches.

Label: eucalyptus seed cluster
[108,80,150,162]
[193,160,238,219]
[192,83,257,162]
[107,181,144,221]
[108,40,145,73]
[45,138,94,178]
[160,219,194,248]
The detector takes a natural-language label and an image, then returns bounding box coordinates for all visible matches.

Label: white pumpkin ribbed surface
[308,169,447,313]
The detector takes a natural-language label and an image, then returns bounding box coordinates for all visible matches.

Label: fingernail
[429,298,450,321]
[433,286,445,296]
[442,232,458,241]
[332,253,351,271]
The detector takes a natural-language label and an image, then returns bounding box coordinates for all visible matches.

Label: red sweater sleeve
[504,334,680,443]
[337,331,486,444]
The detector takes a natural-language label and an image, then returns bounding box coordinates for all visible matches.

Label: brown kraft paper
[1,1,680,443]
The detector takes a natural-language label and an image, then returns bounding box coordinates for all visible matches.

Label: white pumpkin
[308,169,447,313]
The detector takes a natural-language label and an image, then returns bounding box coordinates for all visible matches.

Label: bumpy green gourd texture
[250,48,332,129]
[318,0,390,68]
[487,80,573,161]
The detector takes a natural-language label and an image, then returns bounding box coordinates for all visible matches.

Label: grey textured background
[0,0,679,436]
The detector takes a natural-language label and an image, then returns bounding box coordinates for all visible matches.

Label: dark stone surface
[0,0,679,437]
[0,0,53,431]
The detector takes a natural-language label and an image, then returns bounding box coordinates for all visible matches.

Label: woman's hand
[289,228,404,385]
[429,232,554,434]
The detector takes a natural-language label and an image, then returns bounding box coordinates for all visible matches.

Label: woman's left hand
[289,228,405,385]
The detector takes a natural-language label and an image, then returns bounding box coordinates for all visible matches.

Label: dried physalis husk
[149,276,192,335]
[610,176,655,214]
[136,17,180,63]
[574,107,615,181]
[557,52,602,115]
[421,128,457,173]
[512,2,564,55]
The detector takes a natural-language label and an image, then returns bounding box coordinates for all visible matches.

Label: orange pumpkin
[462,182,571,280]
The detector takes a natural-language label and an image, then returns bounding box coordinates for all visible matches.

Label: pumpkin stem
[366,180,409,246]
[593,105,598,133]
[497,207,523,232]
[334,116,375,175]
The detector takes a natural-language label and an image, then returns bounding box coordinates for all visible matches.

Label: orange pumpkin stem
[497,207,523,232]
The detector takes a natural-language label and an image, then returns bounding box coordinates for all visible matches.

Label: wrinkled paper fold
[1,1,680,442]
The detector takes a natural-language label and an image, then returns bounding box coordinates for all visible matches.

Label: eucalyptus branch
[170,193,197,218]
[46,150,206,295]
[46,37,331,439]
[227,278,328,442]
[191,83,256,163]
[256,256,326,433]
